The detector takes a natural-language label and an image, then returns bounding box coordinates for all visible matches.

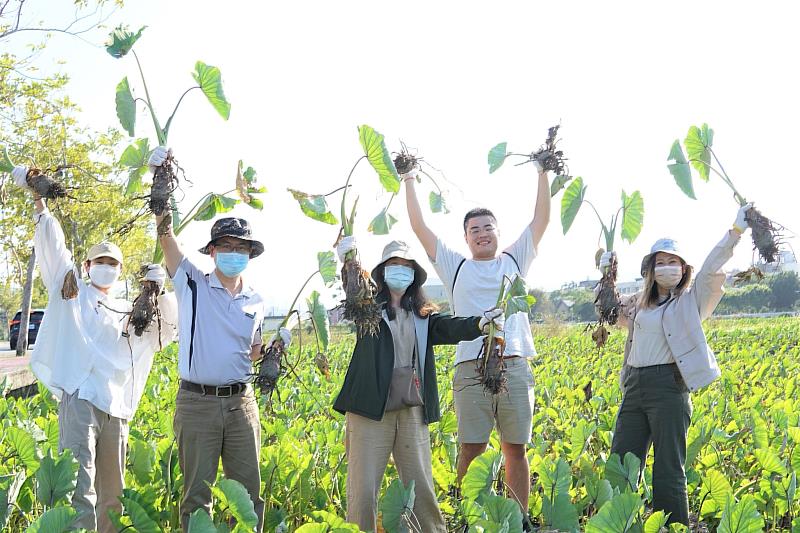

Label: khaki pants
[345,407,446,533]
[173,386,263,532]
[453,357,535,444]
[58,391,128,533]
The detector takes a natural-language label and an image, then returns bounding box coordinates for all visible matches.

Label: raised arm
[403,173,439,261]
[529,167,551,249]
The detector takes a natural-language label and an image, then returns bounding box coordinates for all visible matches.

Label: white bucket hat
[371,240,428,290]
[641,238,686,275]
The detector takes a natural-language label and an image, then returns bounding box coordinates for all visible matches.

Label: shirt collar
[209,270,254,299]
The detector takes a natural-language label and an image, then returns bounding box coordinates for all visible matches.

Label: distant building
[618,278,644,295]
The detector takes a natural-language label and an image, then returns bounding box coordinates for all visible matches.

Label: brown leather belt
[180,380,247,397]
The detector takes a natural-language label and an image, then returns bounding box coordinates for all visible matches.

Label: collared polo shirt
[172,257,264,386]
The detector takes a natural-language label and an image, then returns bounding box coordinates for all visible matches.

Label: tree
[765,271,800,311]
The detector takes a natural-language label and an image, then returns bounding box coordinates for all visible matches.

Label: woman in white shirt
[599,203,751,525]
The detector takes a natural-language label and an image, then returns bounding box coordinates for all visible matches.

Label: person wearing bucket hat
[13,165,177,533]
[403,159,550,520]
[149,146,286,532]
[596,203,753,525]
[333,239,504,533]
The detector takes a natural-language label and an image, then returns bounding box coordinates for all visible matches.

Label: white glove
[11,165,29,189]
[143,264,166,290]
[733,202,754,233]
[599,250,616,273]
[400,168,418,182]
[148,146,170,171]
[336,235,356,263]
[532,159,544,173]
[479,307,505,333]
[270,327,291,347]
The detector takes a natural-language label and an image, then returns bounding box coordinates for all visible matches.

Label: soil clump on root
[531,125,568,175]
[150,153,179,217]
[477,337,508,395]
[745,206,782,264]
[26,168,68,200]
[255,340,284,397]
[129,265,162,338]
[592,254,620,348]
[61,270,79,300]
[341,257,381,338]
[393,152,418,175]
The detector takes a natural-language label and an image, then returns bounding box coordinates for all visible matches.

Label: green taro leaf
[310,510,361,531]
[561,176,586,234]
[537,456,571,497]
[24,506,77,533]
[699,468,733,517]
[295,525,329,533]
[754,447,786,475]
[187,508,217,533]
[542,493,579,532]
[368,208,397,235]
[569,419,597,461]
[429,191,449,213]
[307,290,330,353]
[620,190,644,243]
[380,478,416,533]
[35,449,77,508]
[482,494,524,533]
[129,437,156,486]
[7,427,39,472]
[0,472,26,529]
[119,138,151,196]
[115,77,136,137]
[604,452,641,493]
[462,449,502,500]
[106,25,146,58]
[585,492,643,533]
[317,251,337,286]
[0,144,15,173]
[288,189,338,225]
[193,61,231,120]
[488,142,508,173]
[667,140,695,199]
[550,174,572,197]
[193,194,238,221]
[120,495,160,533]
[718,495,764,533]
[684,124,714,182]
[587,477,614,509]
[211,478,258,529]
[504,276,536,318]
[643,510,668,533]
[358,125,400,193]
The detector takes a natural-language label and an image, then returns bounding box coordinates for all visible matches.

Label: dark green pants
[611,364,692,525]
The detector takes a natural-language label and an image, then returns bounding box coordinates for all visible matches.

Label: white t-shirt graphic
[432,227,537,365]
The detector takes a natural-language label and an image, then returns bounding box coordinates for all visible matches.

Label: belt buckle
[217,385,233,398]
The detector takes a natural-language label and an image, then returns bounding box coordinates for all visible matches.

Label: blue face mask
[384,265,415,291]
[215,252,250,277]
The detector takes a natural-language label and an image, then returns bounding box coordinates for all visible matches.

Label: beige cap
[370,240,427,289]
[87,241,123,264]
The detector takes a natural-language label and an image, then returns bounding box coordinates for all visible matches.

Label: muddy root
[745,207,781,264]
[150,154,179,217]
[531,125,568,175]
[341,257,381,338]
[130,268,161,337]
[592,254,620,347]
[254,340,285,396]
[476,336,508,395]
[27,168,69,200]
[61,270,79,300]
[393,152,419,175]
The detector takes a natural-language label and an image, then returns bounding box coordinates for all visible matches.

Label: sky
[5,0,799,313]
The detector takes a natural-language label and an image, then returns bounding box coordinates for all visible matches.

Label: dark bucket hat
[198,217,264,259]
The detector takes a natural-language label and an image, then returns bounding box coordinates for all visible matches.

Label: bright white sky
[7,1,799,313]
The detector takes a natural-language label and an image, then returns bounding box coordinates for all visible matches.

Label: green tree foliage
[765,271,800,310]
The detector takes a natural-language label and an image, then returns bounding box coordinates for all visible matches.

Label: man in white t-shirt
[403,162,550,519]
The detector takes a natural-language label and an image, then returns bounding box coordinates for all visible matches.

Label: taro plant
[488,125,573,196]
[667,124,783,280]
[560,177,644,347]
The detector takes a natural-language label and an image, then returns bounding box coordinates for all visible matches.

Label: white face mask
[89,264,120,289]
[654,265,683,289]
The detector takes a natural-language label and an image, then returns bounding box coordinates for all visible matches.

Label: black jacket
[333,313,482,424]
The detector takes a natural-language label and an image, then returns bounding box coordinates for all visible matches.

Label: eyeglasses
[468,225,497,236]
[214,243,252,254]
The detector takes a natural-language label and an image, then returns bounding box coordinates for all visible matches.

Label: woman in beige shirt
[598,203,751,525]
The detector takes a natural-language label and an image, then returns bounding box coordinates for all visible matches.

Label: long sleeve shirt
[29,207,178,419]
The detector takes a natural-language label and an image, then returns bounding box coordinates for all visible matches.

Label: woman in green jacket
[599,203,751,525]
[333,239,503,533]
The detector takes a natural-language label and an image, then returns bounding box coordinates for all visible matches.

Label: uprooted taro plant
[253,252,337,402]
[560,177,644,347]
[667,123,785,270]
[488,124,574,197]
[288,125,450,338]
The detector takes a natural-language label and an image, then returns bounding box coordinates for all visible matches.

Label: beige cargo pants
[58,390,128,533]
[345,407,446,533]
[173,386,264,532]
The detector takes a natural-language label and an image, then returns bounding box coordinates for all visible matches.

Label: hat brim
[199,235,264,259]
[87,251,124,264]
[640,249,687,276]
[371,257,428,292]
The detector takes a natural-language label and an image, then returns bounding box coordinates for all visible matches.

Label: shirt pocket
[238,302,262,346]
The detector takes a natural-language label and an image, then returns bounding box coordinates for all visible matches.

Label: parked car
[9,309,45,351]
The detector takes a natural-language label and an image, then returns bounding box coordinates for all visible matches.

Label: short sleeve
[171,257,206,302]
[503,226,537,276]
[431,239,466,291]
